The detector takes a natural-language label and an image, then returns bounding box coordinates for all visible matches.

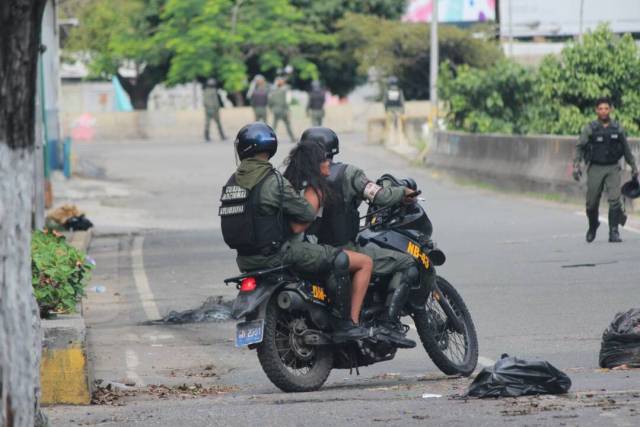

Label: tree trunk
[116,62,170,111]
[0,1,48,426]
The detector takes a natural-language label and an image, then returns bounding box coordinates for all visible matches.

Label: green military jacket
[203,87,221,111]
[268,86,290,114]
[573,119,638,173]
[339,163,405,210]
[234,158,316,268]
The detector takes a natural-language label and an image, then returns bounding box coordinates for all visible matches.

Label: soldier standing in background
[268,76,296,143]
[573,97,638,243]
[248,75,269,122]
[383,76,405,145]
[307,80,326,126]
[203,78,227,142]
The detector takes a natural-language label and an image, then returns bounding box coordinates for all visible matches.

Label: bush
[439,24,640,136]
[31,230,94,318]
[439,59,536,134]
[337,14,503,100]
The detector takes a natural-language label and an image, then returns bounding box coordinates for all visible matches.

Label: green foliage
[530,25,640,135]
[439,60,536,133]
[337,14,503,99]
[290,0,406,96]
[440,25,640,136]
[67,0,168,79]
[157,0,327,93]
[31,230,94,318]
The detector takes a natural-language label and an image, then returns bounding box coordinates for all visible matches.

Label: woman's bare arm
[290,187,320,233]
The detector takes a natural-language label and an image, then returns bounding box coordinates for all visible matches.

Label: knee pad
[325,251,351,320]
[332,251,350,275]
[403,265,419,287]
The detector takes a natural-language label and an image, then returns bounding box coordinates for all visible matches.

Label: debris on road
[466,354,571,398]
[47,204,93,230]
[149,296,233,324]
[89,285,107,293]
[91,379,238,405]
[599,308,640,369]
[421,393,442,399]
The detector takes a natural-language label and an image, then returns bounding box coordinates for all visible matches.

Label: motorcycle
[225,174,478,392]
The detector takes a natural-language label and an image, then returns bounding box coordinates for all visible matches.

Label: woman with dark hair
[284,141,373,326]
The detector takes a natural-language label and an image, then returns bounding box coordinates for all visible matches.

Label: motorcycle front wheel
[257,298,333,392]
[412,276,478,376]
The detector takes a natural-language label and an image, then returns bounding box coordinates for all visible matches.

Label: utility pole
[429,0,439,145]
[508,0,514,56]
[578,0,585,42]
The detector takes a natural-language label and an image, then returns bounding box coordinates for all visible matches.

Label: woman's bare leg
[345,250,373,324]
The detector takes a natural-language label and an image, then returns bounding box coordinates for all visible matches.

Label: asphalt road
[45,134,640,426]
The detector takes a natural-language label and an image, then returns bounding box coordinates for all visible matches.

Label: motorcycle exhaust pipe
[277,290,305,311]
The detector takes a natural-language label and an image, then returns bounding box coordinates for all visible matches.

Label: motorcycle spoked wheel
[257,298,333,392]
[412,276,478,376]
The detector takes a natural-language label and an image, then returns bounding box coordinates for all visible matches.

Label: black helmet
[300,127,339,158]
[622,177,640,199]
[235,122,278,160]
[387,75,399,85]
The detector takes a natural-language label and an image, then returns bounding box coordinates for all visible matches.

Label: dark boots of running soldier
[573,97,638,243]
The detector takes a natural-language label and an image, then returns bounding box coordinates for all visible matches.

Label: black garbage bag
[64,214,93,231]
[466,354,571,398]
[599,308,640,369]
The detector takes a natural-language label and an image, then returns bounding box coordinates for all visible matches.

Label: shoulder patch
[363,181,382,202]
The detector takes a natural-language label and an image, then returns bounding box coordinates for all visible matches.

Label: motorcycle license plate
[235,320,264,347]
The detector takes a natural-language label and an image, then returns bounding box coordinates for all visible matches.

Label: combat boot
[379,267,418,349]
[326,251,371,343]
[204,130,211,142]
[586,209,600,243]
[608,208,622,243]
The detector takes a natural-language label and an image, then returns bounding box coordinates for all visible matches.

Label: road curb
[40,229,93,405]
[40,314,91,405]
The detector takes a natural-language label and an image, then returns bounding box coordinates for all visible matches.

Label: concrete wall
[61,101,432,141]
[426,131,640,196]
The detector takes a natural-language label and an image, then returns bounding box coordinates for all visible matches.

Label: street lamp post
[428,0,439,154]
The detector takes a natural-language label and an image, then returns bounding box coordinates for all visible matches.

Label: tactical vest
[308,89,325,110]
[219,172,285,256]
[587,121,625,165]
[251,89,268,107]
[316,163,360,246]
[385,88,402,108]
[203,87,220,110]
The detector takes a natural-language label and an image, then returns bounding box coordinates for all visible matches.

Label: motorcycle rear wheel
[413,276,478,376]
[257,298,333,392]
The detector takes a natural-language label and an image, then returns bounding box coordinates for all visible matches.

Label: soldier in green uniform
[203,78,227,142]
[573,97,638,243]
[307,80,326,127]
[219,122,371,341]
[248,75,269,122]
[268,77,296,143]
[383,76,406,145]
[301,127,424,348]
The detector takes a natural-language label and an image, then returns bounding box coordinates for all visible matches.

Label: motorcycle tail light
[239,277,257,292]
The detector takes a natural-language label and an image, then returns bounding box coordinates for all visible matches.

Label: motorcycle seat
[224,265,291,285]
